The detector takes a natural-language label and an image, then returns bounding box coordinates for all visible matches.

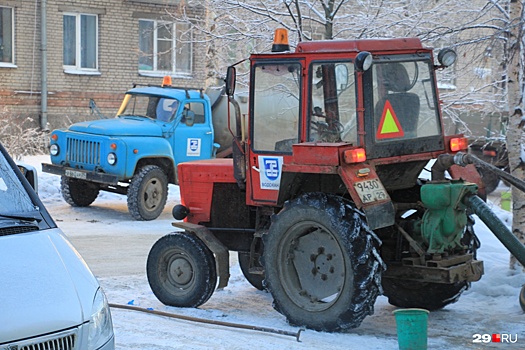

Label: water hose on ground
[464,194,525,268]
[109,303,303,341]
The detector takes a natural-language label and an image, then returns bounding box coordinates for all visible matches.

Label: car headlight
[107,152,117,165]
[50,144,59,156]
[88,288,114,350]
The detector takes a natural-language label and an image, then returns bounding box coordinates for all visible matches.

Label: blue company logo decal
[263,158,280,180]
[258,156,283,190]
[187,138,201,156]
[189,139,199,152]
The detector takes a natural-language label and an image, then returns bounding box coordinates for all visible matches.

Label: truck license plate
[65,169,87,180]
[354,179,388,204]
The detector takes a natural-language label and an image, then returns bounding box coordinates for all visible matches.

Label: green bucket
[393,308,429,350]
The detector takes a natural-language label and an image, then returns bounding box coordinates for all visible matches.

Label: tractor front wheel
[263,193,384,332]
[146,233,217,307]
[127,165,168,221]
[61,176,100,207]
[238,252,265,291]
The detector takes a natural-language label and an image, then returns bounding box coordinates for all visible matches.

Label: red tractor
[146,30,522,331]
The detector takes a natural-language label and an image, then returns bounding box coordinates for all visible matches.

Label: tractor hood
[69,117,163,137]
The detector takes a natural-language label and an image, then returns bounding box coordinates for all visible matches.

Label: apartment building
[0,0,209,130]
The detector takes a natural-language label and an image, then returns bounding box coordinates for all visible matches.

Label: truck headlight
[107,152,117,165]
[50,144,59,156]
[88,288,114,350]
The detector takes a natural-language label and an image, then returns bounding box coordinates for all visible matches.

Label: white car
[0,142,114,350]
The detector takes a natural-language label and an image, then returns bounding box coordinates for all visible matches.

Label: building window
[63,13,98,72]
[0,6,14,66]
[139,20,192,76]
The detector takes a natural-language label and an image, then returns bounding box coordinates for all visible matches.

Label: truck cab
[43,80,217,220]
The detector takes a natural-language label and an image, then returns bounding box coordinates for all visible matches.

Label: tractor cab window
[309,62,357,144]
[372,60,441,142]
[251,62,302,153]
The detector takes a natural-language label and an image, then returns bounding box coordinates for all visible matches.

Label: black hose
[109,303,304,342]
[464,195,525,267]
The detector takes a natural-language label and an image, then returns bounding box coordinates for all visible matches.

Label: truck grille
[6,329,76,350]
[66,138,101,166]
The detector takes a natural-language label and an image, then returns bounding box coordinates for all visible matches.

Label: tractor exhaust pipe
[464,194,525,268]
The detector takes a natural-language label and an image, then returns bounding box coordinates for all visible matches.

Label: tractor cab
[230,31,459,213]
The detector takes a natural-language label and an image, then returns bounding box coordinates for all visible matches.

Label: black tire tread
[263,192,384,332]
[60,176,100,207]
[146,232,217,308]
[127,165,168,221]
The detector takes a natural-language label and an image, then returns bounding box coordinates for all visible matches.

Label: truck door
[172,101,214,165]
[247,60,303,204]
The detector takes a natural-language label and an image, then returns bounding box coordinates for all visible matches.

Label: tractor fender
[171,221,230,289]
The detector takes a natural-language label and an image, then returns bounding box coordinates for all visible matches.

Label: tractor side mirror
[225,66,236,96]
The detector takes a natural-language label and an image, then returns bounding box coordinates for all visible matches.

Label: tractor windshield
[309,61,357,144]
[372,60,441,142]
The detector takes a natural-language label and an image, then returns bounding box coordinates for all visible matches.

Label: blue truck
[42,79,245,220]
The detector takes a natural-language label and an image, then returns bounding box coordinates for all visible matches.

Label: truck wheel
[146,233,217,307]
[61,176,100,207]
[128,165,168,221]
[382,279,467,310]
[263,193,384,332]
[238,252,265,291]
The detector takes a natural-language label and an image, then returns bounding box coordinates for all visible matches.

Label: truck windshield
[118,94,179,122]
[0,152,37,216]
[372,60,441,142]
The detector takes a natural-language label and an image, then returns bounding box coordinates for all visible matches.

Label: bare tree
[506,0,525,271]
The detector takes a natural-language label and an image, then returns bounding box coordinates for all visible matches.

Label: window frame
[0,6,15,68]
[138,19,193,78]
[63,12,99,74]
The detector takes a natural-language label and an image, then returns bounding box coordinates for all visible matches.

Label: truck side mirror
[225,66,236,96]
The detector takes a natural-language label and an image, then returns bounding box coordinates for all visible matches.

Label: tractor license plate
[65,169,87,180]
[354,179,388,204]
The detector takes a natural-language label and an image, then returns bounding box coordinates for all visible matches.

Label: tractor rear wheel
[478,167,500,194]
[128,165,168,221]
[61,176,100,207]
[238,252,265,291]
[147,233,217,307]
[382,279,467,310]
[263,193,384,332]
[520,285,525,311]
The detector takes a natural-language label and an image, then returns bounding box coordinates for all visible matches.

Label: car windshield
[0,152,37,216]
[118,94,179,122]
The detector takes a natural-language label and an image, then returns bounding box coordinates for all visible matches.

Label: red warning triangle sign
[376,100,404,139]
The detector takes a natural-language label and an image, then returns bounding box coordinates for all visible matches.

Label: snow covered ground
[24,155,524,349]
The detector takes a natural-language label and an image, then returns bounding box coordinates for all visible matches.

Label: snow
[23,155,525,349]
